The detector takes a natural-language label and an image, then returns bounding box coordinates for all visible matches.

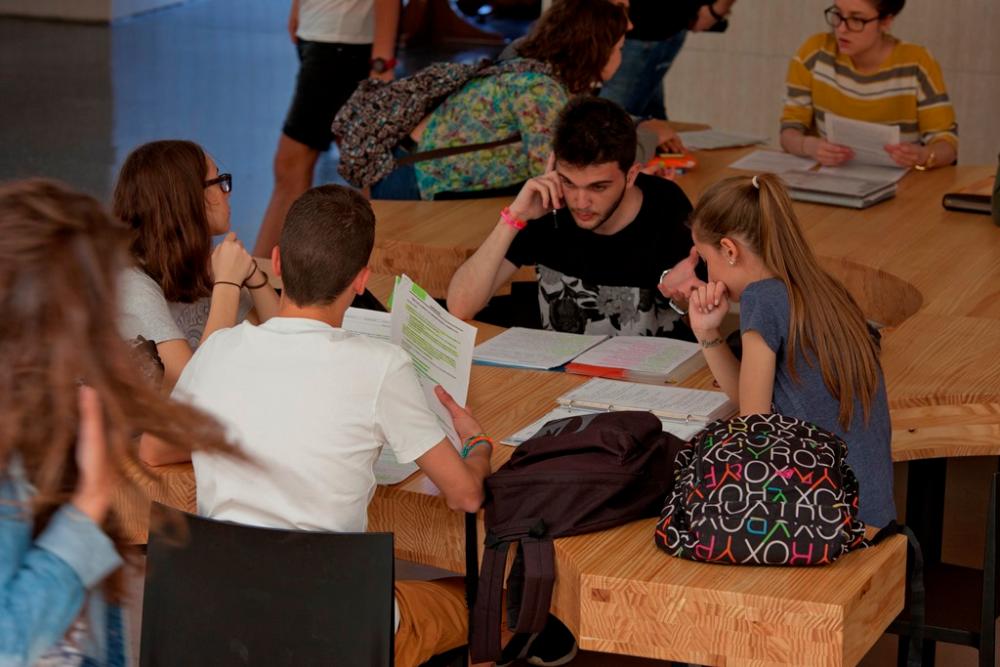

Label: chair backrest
[140,503,394,667]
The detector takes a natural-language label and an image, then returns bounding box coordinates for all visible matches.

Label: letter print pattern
[655,413,869,566]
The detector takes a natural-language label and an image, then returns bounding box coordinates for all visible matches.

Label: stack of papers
[502,378,735,445]
[343,276,477,484]
[679,129,766,151]
[729,150,818,174]
[564,335,704,385]
[780,171,896,209]
[472,327,607,370]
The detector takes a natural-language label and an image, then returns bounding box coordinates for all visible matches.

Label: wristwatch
[369,57,397,74]
[659,269,688,316]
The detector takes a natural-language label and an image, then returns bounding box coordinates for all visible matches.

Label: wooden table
[371,148,1000,462]
[120,312,907,666]
[121,151,1000,665]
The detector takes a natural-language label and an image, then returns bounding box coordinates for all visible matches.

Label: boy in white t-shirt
[140,185,492,665]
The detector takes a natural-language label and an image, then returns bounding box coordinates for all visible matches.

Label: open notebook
[502,378,736,445]
[564,335,705,384]
[472,327,607,370]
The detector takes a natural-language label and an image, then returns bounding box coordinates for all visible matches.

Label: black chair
[889,466,1000,666]
[140,502,395,666]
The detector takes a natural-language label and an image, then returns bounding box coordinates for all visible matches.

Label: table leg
[905,458,947,666]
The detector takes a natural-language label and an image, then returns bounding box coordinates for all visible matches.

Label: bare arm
[415,439,491,513]
[155,339,194,394]
[415,386,492,512]
[245,263,280,323]
[371,0,400,66]
[448,164,566,320]
[138,432,192,467]
[287,0,300,43]
[446,221,520,320]
[689,282,741,402]
[737,331,775,415]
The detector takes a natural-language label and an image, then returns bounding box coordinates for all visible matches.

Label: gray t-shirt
[740,278,895,527]
[118,266,252,350]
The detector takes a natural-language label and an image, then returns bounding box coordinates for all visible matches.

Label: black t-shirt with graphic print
[505,173,694,338]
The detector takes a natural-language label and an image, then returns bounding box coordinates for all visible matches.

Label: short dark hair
[872,0,904,16]
[552,96,636,172]
[279,185,375,306]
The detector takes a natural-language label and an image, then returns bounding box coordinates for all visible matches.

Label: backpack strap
[471,535,513,663]
[395,133,522,166]
[868,521,925,667]
[512,535,555,633]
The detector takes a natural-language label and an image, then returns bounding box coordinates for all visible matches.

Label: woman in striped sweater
[779,0,957,170]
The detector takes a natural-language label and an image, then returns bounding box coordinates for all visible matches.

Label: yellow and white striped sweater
[781,32,958,150]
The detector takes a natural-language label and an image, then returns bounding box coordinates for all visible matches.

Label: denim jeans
[600,31,688,120]
[370,144,422,200]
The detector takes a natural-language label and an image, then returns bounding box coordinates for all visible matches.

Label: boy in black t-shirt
[446,96,704,337]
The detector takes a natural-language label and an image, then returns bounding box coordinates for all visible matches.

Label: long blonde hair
[692,174,881,429]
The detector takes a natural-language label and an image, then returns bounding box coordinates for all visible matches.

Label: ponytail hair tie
[751,174,760,189]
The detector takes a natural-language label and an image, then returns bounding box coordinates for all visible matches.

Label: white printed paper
[679,129,766,151]
[825,113,900,168]
[729,150,818,174]
[342,307,392,341]
[817,162,908,185]
[569,336,701,378]
[559,378,735,423]
[390,275,477,447]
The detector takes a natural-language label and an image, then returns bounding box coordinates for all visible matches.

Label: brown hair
[279,185,375,306]
[554,96,636,171]
[691,174,881,430]
[0,179,239,599]
[517,0,629,94]
[112,140,214,303]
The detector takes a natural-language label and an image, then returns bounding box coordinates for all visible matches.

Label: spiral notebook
[502,378,735,445]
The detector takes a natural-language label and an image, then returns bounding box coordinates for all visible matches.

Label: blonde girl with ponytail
[686,173,895,527]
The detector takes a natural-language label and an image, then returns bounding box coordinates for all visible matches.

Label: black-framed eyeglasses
[204,173,232,194]
[824,6,881,32]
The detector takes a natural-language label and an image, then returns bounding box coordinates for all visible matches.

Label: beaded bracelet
[461,433,494,458]
[499,207,527,231]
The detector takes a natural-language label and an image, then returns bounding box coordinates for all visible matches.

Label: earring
[728,258,735,266]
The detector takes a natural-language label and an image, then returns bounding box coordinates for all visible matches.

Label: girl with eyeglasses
[113,140,280,392]
[779,0,957,170]
[0,180,240,665]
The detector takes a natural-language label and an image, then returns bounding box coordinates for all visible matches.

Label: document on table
[825,113,900,168]
[501,405,707,446]
[342,307,391,341]
[729,149,817,173]
[817,162,908,184]
[559,378,735,422]
[391,274,476,447]
[472,327,607,370]
[678,129,766,151]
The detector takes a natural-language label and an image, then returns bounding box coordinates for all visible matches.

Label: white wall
[663,0,1000,165]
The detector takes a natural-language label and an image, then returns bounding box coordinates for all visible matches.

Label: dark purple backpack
[469,410,680,663]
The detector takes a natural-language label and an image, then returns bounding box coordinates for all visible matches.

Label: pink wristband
[500,207,526,231]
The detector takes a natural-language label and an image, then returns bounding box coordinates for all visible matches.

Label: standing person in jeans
[253,0,400,257]
[601,0,737,119]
